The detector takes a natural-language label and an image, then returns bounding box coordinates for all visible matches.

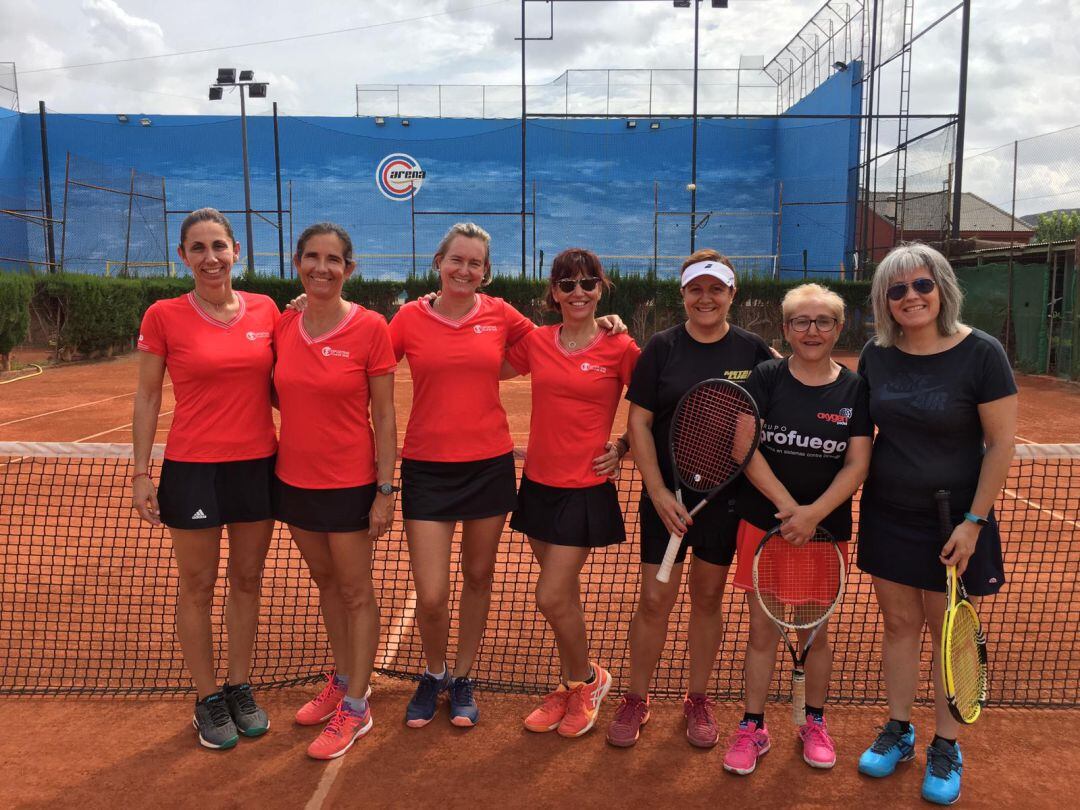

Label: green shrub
[0,272,34,369]
[33,274,144,358]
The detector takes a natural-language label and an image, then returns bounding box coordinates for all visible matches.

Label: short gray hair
[870,242,964,347]
[432,222,493,286]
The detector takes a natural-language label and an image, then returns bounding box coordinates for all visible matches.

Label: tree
[1032,210,1080,243]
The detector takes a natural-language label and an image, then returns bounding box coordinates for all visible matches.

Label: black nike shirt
[857,328,1017,513]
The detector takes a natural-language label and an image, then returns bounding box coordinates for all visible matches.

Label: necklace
[193,289,234,311]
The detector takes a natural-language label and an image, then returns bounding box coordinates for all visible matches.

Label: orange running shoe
[296,673,371,726]
[307,702,373,760]
[559,663,612,738]
[524,684,571,732]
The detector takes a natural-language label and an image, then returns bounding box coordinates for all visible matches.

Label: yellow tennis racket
[935,489,988,724]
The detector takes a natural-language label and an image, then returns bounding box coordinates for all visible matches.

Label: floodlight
[208,86,223,101]
[248,83,268,98]
[711,1,728,8]
[673,1,691,7]
[833,61,849,72]
[238,70,254,82]
[139,118,152,127]
[626,120,637,129]
[374,117,386,126]
[401,119,410,127]
[217,68,237,85]
[650,121,661,130]
[116,114,128,123]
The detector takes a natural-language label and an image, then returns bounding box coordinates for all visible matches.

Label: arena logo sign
[376,153,425,201]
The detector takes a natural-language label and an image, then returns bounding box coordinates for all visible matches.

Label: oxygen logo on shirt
[321,346,351,359]
[580,362,608,373]
[762,425,847,456]
[473,324,498,334]
[245,331,270,341]
[817,407,853,426]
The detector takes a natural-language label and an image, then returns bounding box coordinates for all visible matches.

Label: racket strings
[948,606,987,718]
[672,384,758,491]
[755,533,843,629]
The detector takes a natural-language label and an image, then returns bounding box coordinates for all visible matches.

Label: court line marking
[1003,488,1080,530]
[72,412,174,444]
[0,383,173,428]
[1015,434,1036,444]
[305,757,345,810]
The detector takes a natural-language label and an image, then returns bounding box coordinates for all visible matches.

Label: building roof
[863,191,1033,233]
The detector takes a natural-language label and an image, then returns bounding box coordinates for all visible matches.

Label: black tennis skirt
[400,452,517,521]
[272,476,377,533]
[638,491,739,567]
[857,499,1006,596]
[157,455,275,530]
[510,475,626,548]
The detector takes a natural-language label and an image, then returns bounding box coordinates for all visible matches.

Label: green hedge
[0,272,34,368]
[4,272,873,362]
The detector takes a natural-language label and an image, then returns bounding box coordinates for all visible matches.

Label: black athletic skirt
[272,476,377,533]
[638,490,739,567]
[400,452,517,521]
[157,455,275,530]
[510,475,626,548]
[857,499,1006,596]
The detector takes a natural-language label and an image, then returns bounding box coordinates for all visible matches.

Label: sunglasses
[886,277,936,301]
[555,277,601,294]
[787,316,839,333]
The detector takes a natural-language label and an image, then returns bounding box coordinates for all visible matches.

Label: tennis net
[2,441,1077,705]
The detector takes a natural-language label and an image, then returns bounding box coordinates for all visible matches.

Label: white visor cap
[680,260,735,288]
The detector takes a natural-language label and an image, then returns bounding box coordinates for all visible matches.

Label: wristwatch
[377,482,400,496]
[963,511,989,526]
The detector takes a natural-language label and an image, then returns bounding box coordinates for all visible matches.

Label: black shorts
[272,476,377,533]
[856,499,1006,596]
[509,475,626,548]
[157,455,275,530]
[638,490,739,567]
[401,452,517,522]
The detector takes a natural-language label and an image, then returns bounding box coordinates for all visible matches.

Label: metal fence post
[122,168,135,277]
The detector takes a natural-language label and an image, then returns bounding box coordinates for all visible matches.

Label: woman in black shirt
[606,250,773,750]
[855,243,1017,806]
[726,284,872,776]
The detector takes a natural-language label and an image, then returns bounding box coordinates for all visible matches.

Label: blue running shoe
[858,720,916,777]
[405,670,450,728]
[448,676,479,727]
[922,740,963,805]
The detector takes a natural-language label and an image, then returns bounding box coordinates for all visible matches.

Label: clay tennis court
[1,352,1078,808]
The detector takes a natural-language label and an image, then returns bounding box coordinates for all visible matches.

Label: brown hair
[545,248,613,311]
[432,222,493,286]
[680,248,734,274]
[179,207,235,248]
[296,222,354,266]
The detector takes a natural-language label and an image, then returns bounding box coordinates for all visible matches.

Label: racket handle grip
[792,672,806,725]
[656,530,682,583]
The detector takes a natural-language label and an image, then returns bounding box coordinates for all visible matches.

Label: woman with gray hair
[855,243,1017,805]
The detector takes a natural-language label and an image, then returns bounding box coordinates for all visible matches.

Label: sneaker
[524,684,570,733]
[223,682,269,737]
[722,721,771,775]
[448,676,479,727]
[683,693,720,748]
[192,692,239,750]
[405,670,451,728]
[606,693,650,748]
[558,663,612,738]
[858,721,916,777]
[799,715,837,769]
[307,702,374,760]
[922,740,963,805]
[296,673,372,726]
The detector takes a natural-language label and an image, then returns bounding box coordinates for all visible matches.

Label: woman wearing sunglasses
[855,243,1016,805]
[607,250,774,750]
[725,283,872,775]
[501,249,640,739]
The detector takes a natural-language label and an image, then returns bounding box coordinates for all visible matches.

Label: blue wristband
[963,511,988,526]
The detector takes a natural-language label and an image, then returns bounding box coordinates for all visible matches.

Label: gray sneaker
[193,692,239,749]
[224,682,270,737]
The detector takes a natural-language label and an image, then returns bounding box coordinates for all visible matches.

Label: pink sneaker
[723,721,771,775]
[295,673,371,726]
[799,716,836,769]
[683,693,719,748]
[307,702,373,760]
[606,693,650,748]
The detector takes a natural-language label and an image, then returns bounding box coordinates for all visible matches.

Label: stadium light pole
[210,69,269,278]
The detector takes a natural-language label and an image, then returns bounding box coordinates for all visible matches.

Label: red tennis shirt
[389,295,534,462]
[273,305,397,489]
[137,291,279,463]
[506,325,640,488]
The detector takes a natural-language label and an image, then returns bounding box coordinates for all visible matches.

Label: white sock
[425,664,446,679]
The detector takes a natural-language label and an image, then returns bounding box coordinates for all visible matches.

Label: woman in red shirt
[272,223,397,760]
[132,208,277,750]
[504,249,640,739]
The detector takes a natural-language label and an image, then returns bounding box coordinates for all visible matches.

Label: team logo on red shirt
[321,346,350,358]
[580,362,608,373]
[245,331,270,341]
[473,324,498,334]
[817,407,853,426]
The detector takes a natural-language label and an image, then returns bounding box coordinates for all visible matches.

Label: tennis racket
[655,378,760,583]
[935,489,988,725]
[752,525,845,724]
